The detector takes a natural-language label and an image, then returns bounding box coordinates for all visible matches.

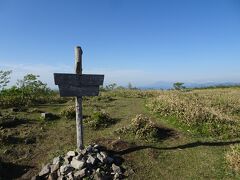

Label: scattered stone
[48,172,58,180]
[57,175,64,180]
[39,164,51,177]
[67,151,77,157]
[86,155,96,165]
[97,153,104,163]
[64,156,72,164]
[114,172,120,180]
[66,172,74,180]
[74,154,83,160]
[79,148,87,155]
[70,158,85,169]
[94,170,102,180]
[74,168,86,178]
[60,165,73,175]
[112,164,122,174]
[33,144,125,179]
[53,156,62,165]
[51,163,60,173]
[100,151,108,159]
[41,112,55,121]
[57,170,61,177]
[94,144,100,149]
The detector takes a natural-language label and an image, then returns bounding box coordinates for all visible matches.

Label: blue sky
[0,0,240,87]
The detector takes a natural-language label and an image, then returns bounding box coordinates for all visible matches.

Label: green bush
[0,74,61,108]
[85,110,116,130]
[60,105,75,119]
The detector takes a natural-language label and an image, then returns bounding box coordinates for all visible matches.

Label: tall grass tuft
[146,88,240,138]
[115,114,160,141]
[226,144,240,174]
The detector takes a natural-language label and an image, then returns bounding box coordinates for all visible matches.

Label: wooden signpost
[54,46,104,150]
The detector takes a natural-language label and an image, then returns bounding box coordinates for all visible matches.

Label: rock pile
[32,144,124,180]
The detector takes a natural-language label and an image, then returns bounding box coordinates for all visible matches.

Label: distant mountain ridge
[139,81,240,90]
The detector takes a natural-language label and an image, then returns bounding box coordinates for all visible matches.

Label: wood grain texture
[75,46,84,150]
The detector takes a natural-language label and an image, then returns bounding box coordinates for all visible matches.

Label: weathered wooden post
[54,46,104,150]
[75,46,84,149]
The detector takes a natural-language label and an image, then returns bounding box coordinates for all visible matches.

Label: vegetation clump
[173,82,186,90]
[0,73,63,108]
[115,114,160,141]
[85,110,116,130]
[146,89,240,138]
[226,144,240,174]
[60,105,75,119]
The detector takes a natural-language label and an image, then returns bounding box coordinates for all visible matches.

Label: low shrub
[115,114,160,141]
[146,89,240,138]
[60,105,75,119]
[85,110,116,130]
[0,74,67,108]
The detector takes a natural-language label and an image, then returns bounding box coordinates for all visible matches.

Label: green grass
[0,89,240,179]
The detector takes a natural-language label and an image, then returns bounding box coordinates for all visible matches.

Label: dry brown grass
[226,144,240,174]
[146,88,240,138]
[114,114,160,141]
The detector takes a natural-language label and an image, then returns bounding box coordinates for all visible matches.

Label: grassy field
[1,88,240,179]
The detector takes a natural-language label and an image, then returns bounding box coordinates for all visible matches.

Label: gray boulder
[112,163,122,174]
[41,112,55,121]
[74,168,86,178]
[60,165,74,175]
[70,158,85,170]
[67,151,77,157]
[39,163,51,177]
[87,155,96,165]
[96,153,104,163]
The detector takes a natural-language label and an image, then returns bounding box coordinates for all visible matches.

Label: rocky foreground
[32,144,125,180]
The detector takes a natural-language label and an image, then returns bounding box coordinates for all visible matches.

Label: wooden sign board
[54,73,104,97]
[54,73,104,86]
[58,85,100,97]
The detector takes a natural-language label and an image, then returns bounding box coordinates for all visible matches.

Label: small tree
[128,82,133,89]
[0,70,12,90]
[173,82,185,90]
[16,74,51,105]
[105,83,117,91]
